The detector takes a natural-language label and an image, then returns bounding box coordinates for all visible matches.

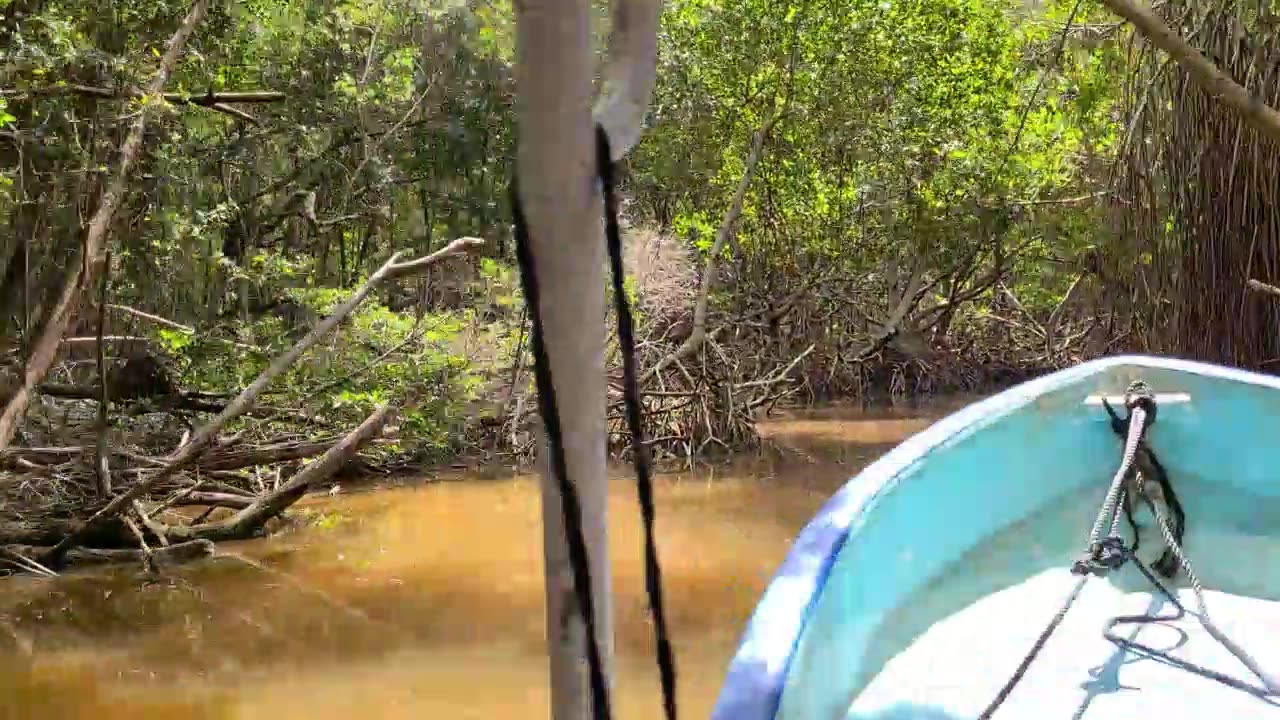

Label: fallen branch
[190,439,334,471]
[1100,0,1280,145]
[165,404,392,542]
[5,540,214,571]
[170,491,255,510]
[0,0,211,453]
[38,238,479,564]
[1246,278,1280,299]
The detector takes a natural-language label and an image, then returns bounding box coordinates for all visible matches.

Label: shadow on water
[0,400,960,720]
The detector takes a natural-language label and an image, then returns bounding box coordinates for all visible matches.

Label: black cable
[597,123,679,720]
[978,572,1090,719]
[510,174,613,720]
[507,124,679,720]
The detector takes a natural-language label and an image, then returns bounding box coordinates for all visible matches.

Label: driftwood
[163,404,391,543]
[0,238,482,574]
[4,539,214,571]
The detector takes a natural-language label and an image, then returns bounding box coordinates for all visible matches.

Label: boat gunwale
[709,354,1280,720]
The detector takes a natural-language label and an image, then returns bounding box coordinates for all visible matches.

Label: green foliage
[0,0,1141,465]
[631,0,1124,316]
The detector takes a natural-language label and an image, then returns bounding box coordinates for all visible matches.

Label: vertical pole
[512,0,661,716]
[512,1,612,718]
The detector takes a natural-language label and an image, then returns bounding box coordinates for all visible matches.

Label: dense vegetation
[1,0,1279,564]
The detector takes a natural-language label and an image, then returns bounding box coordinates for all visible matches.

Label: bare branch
[385,236,486,278]
[642,108,784,382]
[97,304,193,333]
[1246,278,1280,299]
[1100,0,1280,145]
[61,335,150,346]
[0,85,286,104]
[165,404,392,542]
[36,239,480,564]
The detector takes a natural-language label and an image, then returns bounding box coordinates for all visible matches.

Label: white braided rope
[1145,477,1280,695]
[1087,401,1148,551]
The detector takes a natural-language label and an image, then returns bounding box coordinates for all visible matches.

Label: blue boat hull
[712,355,1280,720]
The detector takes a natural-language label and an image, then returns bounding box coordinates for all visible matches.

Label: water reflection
[0,401,957,719]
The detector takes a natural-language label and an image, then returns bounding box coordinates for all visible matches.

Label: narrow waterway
[0,398,975,720]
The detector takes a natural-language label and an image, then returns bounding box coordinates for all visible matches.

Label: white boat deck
[850,566,1280,719]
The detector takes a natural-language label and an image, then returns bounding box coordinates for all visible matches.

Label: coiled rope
[1104,480,1280,699]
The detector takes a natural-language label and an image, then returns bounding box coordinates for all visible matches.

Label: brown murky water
[0,399,973,720]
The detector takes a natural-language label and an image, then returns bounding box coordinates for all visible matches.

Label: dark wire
[597,124,679,720]
[508,123,679,720]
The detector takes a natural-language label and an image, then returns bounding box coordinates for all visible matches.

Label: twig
[98,304,193,332]
[734,343,816,390]
[0,548,58,578]
[0,86,284,123]
[61,335,150,346]
[308,314,427,396]
[132,500,171,546]
[7,541,213,571]
[0,0,211,453]
[383,237,485,278]
[121,515,155,573]
[92,305,256,350]
[0,86,286,103]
